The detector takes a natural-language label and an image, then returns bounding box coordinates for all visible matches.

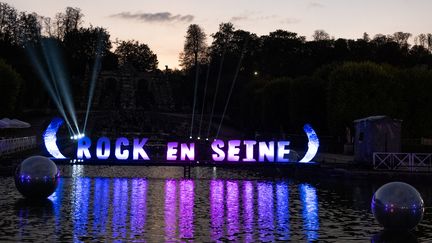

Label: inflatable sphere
[15,156,60,199]
[371,181,424,230]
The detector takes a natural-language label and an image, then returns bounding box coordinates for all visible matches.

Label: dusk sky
[4,0,432,69]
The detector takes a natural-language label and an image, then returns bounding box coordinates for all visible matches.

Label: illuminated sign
[43,118,319,163]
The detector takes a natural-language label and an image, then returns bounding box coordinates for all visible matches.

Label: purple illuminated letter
[133,138,150,160]
[227,140,241,161]
[77,137,92,159]
[96,137,110,159]
[277,141,290,162]
[115,137,129,160]
[211,140,225,161]
[167,142,178,160]
[180,143,195,161]
[243,140,256,162]
[259,141,274,162]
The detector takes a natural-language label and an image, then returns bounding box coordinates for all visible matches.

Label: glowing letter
[115,137,129,160]
[258,141,274,162]
[227,140,241,161]
[211,139,225,161]
[277,141,290,162]
[243,140,256,162]
[96,137,110,159]
[167,142,178,160]
[180,143,195,161]
[133,138,150,160]
[77,137,92,159]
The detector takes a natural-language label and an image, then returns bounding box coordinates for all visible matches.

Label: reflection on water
[4,171,432,242]
[59,178,319,241]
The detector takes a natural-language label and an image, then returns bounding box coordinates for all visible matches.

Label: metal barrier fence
[373,152,432,172]
[0,136,37,156]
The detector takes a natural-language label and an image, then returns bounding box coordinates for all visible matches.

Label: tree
[52,7,83,40]
[180,24,207,69]
[114,40,158,72]
[0,59,22,116]
[393,31,411,48]
[0,3,18,43]
[17,12,42,45]
[312,29,330,41]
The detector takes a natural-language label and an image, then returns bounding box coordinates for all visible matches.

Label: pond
[1,165,432,242]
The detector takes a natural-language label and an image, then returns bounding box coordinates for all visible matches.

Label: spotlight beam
[206,48,226,138]
[42,39,80,134]
[189,62,200,138]
[25,44,75,134]
[198,62,211,138]
[215,41,247,139]
[83,34,104,133]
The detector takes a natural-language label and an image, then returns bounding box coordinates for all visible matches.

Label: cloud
[110,12,194,23]
[230,12,278,22]
[308,2,325,8]
[281,18,301,24]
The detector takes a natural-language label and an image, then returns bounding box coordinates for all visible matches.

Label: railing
[373,152,432,172]
[0,136,37,156]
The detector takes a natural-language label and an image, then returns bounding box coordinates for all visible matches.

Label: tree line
[1,2,432,140]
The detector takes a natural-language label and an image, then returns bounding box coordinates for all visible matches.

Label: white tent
[0,118,31,128]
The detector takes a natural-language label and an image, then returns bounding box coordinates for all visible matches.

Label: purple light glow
[258,182,275,242]
[164,179,177,241]
[276,182,290,240]
[179,180,194,239]
[166,142,178,160]
[130,179,147,238]
[226,181,239,240]
[112,179,128,239]
[210,180,224,241]
[243,181,254,243]
[93,178,110,235]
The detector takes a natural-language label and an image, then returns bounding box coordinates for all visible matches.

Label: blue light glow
[43,117,67,159]
[299,124,319,163]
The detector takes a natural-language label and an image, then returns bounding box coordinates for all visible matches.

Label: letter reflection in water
[300,184,319,241]
[72,177,91,242]
[242,181,254,243]
[258,182,275,242]
[112,179,128,239]
[130,179,147,238]
[93,178,110,236]
[179,180,194,239]
[210,180,224,241]
[276,182,290,241]
[164,180,177,241]
[226,181,239,240]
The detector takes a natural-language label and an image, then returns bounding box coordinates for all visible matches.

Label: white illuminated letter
[133,138,150,160]
[96,137,110,159]
[211,140,225,161]
[77,137,91,159]
[180,143,195,161]
[258,141,274,162]
[277,141,290,162]
[227,140,241,161]
[115,137,129,160]
[243,140,256,162]
[167,142,178,160]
